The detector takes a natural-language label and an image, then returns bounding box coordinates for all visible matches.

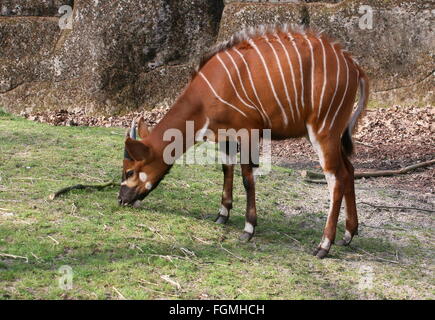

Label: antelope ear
[137,117,150,139]
[125,137,152,161]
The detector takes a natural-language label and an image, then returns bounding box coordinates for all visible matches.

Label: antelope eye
[125,170,134,179]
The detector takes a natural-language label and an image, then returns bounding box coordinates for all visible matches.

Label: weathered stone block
[218,0,435,106]
[0,0,224,114]
[0,0,74,16]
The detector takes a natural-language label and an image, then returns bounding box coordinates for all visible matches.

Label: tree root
[359,201,434,214]
[49,181,118,200]
[303,159,435,183]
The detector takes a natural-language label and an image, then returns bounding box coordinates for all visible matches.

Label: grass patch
[0,115,433,299]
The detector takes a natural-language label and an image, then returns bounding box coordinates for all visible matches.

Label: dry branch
[49,181,118,200]
[0,253,29,263]
[112,286,126,300]
[354,159,435,178]
[160,275,181,290]
[219,244,245,261]
[303,179,327,184]
[349,245,399,264]
[359,201,434,213]
[303,158,435,184]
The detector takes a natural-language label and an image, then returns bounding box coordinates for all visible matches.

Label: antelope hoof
[336,230,354,246]
[239,232,253,242]
[215,215,228,225]
[313,247,329,259]
[336,239,351,246]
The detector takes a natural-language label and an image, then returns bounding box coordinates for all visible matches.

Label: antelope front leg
[215,164,234,224]
[240,164,257,241]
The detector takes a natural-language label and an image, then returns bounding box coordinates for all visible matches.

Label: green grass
[0,112,433,299]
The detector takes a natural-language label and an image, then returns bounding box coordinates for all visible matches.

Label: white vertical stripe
[248,38,289,126]
[329,51,349,130]
[224,50,267,125]
[233,48,271,127]
[318,37,327,119]
[216,53,256,111]
[224,51,257,108]
[288,33,305,112]
[319,43,341,132]
[303,34,315,113]
[198,71,248,118]
[264,35,295,124]
[276,34,301,120]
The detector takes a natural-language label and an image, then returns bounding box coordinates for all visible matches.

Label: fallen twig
[303,179,327,184]
[112,286,126,300]
[355,140,376,148]
[354,159,435,178]
[302,158,435,183]
[349,245,399,264]
[138,284,179,297]
[191,235,212,245]
[219,244,245,261]
[49,181,118,200]
[300,170,325,180]
[31,252,42,262]
[0,252,29,263]
[359,201,434,213]
[160,275,181,290]
[47,235,59,245]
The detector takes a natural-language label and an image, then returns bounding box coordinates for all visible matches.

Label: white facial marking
[145,182,153,190]
[139,172,147,182]
[244,222,254,234]
[219,206,229,217]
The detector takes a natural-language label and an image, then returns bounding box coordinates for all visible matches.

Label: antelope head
[118,117,170,207]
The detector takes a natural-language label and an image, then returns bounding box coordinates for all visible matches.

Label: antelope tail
[341,69,370,156]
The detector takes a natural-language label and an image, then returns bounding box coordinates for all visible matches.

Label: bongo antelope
[118,25,369,258]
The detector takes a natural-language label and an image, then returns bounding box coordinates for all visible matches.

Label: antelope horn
[129,119,137,140]
[124,119,137,160]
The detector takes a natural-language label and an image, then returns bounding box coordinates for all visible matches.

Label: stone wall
[0,0,433,115]
[218,0,434,106]
[0,0,224,114]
